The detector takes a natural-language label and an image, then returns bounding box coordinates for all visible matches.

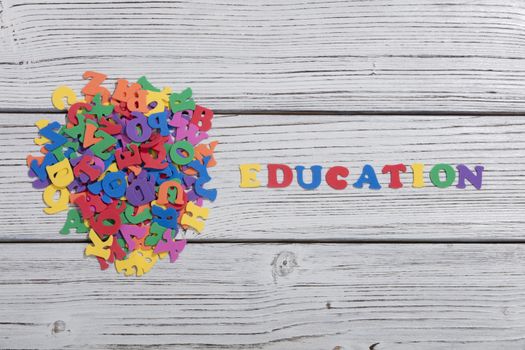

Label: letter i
[411,163,425,188]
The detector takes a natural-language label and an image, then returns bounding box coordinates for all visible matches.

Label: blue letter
[353,164,381,190]
[295,165,322,190]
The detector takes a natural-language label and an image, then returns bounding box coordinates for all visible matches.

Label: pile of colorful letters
[26,71,217,276]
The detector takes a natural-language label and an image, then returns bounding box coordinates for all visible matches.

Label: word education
[239,163,484,190]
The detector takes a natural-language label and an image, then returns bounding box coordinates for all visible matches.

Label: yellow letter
[239,163,261,188]
[411,163,425,188]
[52,86,77,110]
[43,184,70,214]
[34,119,50,146]
[46,158,74,188]
[181,202,209,233]
[144,87,172,116]
[85,229,113,260]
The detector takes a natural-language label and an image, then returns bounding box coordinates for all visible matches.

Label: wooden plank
[1,0,525,112]
[1,243,525,349]
[2,112,525,241]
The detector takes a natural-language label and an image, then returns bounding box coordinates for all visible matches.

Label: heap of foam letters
[27,71,218,276]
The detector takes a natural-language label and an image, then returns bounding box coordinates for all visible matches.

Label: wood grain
[1,0,525,112]
[3,112,525,241]
[1,243,525,349]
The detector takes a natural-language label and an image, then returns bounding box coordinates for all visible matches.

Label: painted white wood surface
[3,112,524,241]
[1,243,525,350]
[1,0,525,112]
[1,1,525,348]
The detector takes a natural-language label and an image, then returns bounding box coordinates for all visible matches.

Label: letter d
[267,164,293,188]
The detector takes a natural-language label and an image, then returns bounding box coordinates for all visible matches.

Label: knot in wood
[272,251,297,277]
[51,320,66,334]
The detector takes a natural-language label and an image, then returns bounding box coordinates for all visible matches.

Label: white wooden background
[1,0,525,349]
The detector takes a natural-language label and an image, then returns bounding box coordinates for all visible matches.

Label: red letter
[115,144,141,170]
[191,105,214,132]
[382,164,407,189]
[267,164,293,188]
[325,166,349,190]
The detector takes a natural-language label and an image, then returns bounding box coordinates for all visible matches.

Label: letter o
[170,140,194,165]
[429,163,456,188]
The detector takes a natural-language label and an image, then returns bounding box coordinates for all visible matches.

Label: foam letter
[60,208,88,234]
[456,164,484,190]
[353,164,381,190]
[169,88,195,113]
[382,164,407,189]
[239,164,261,188]
[430,163,456,188]
[152,205,179,229]
[82,71,110,103]
[410,163,425,188]
[181,202,209,233]
[52,86,77,110]
[157,180,184,205]
[102,171,127,198]
[295,165,322,190]
[43,184,70,214]
[325,166,349,190]
[169,140,194,165]
[267,164,293,188]
[190,105,214,132]
[46,158,74,188]
[85,229,113,260]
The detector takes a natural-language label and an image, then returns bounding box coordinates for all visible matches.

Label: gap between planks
[2,109,525,116]
[5,239,525,244]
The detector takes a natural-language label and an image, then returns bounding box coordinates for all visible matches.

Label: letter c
[325,166,349,190]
